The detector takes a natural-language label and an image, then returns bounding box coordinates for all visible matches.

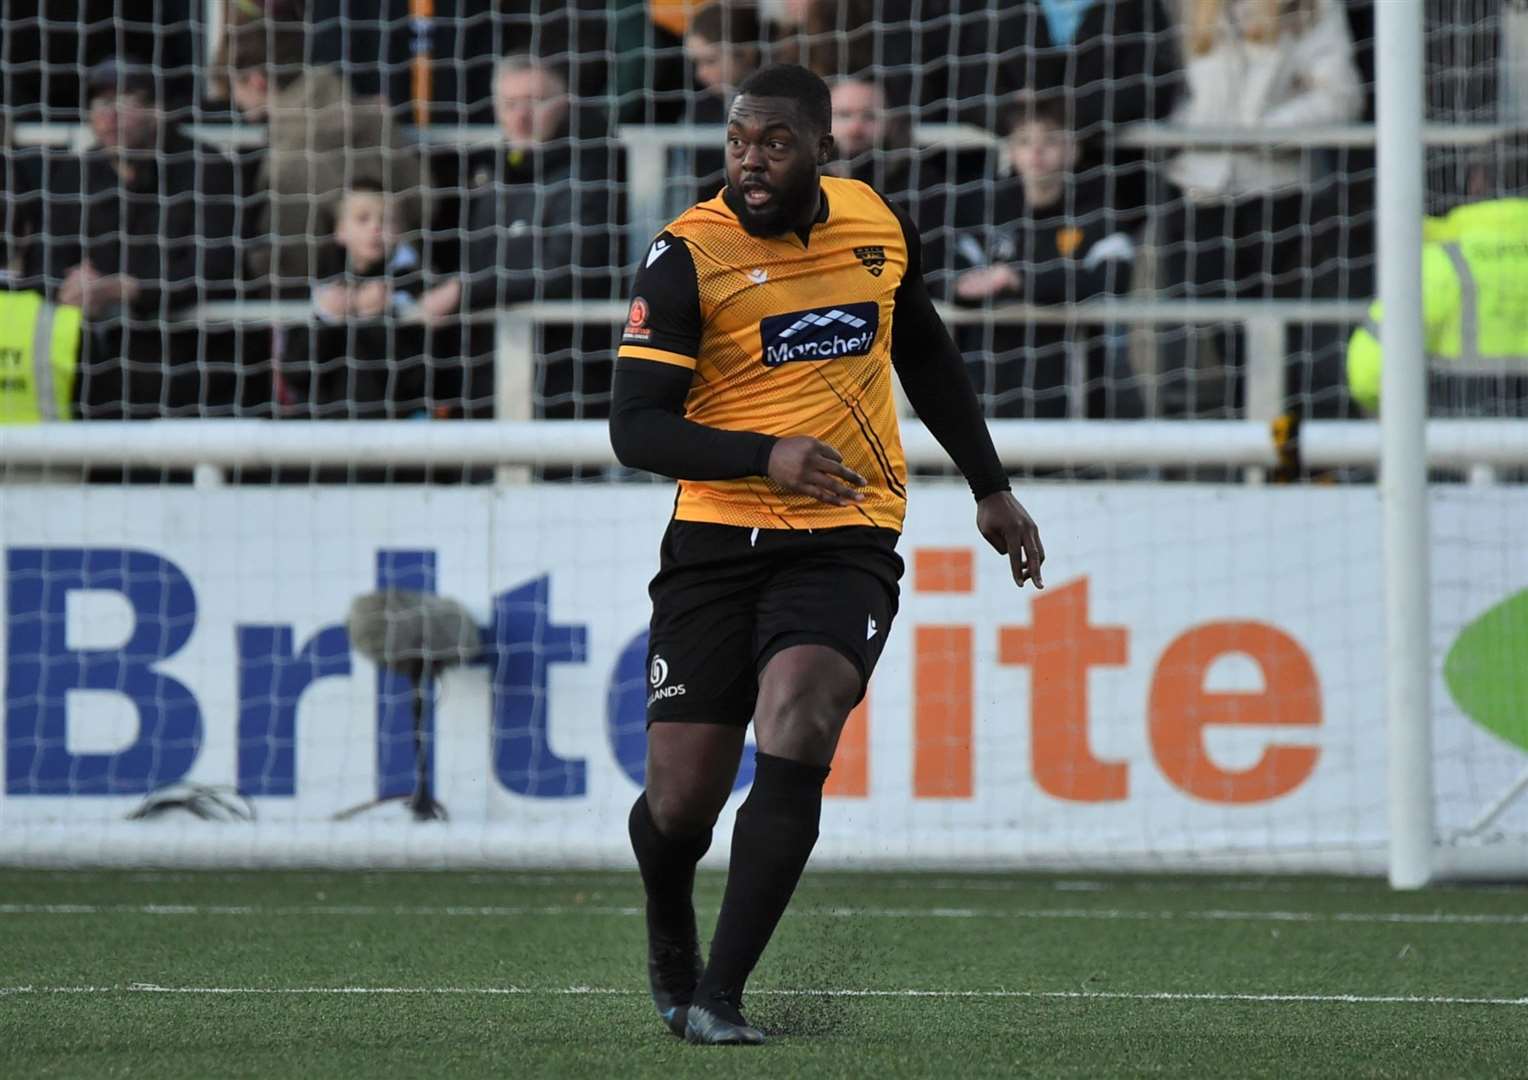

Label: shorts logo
[854,245,887,276]
[647,653,687,707]
[623,296,652,343]
[759,302,879,367]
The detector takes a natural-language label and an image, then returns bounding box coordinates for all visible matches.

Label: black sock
[695,751,831,1006]
[629,793,712,945]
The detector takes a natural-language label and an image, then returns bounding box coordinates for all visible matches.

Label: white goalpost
[1376,0,1434,891]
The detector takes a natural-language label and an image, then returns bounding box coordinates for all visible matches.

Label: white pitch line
[2,903,1526,926]
[31,871,1528,900]
[34,871,1472,896]
[1,984,1525,1007]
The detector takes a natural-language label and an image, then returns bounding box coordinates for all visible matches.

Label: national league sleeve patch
[622,296,652,343]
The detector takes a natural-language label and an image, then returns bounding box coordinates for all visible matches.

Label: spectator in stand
[951,93,1142,420]
[1346,136,1528,418]
[422,53,620,420]
[1153,0,1363,418]
[762,0,880,78]
[826,74,958,295]
[228,19,426,296]
[669,1,764,214]
[282,179,436,419]
[11,57,253,418]
[0,111,82,427]
[684,1,764,104]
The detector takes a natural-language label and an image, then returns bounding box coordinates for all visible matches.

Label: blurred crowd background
[0,1,1522,447]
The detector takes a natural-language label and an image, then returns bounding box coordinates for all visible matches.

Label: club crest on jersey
[759,302,879,367]
[854,245,887,276]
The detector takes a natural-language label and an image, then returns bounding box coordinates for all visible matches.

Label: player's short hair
[736,64,832,136]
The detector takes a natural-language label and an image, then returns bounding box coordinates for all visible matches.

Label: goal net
[0,1,1525,879]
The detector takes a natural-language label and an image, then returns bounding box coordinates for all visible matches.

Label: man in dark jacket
[13,57,255,417]
[424,53,621,420]
[826,74,959,297]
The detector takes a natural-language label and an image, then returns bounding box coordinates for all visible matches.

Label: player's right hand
[768,436,867,507]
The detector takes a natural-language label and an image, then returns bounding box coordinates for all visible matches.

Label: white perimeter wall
[0,483,1523,873]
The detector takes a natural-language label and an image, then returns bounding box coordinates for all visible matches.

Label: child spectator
[951,93,1142,420]
[228,18,426,296]
[282,180,440,419]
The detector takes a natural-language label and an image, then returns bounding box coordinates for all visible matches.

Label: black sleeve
[609,360,777,479]
[882,196,1011,501]
[608,232,778,479]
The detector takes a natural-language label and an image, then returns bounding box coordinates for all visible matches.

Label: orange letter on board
[914,626,973,797]
[998,578,1129,802]
[825,695,869,798]
[1147,622,1320,803]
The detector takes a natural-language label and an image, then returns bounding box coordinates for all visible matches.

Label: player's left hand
[976,491,1044,589]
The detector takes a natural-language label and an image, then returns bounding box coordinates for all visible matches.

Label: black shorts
[645,520,904,727]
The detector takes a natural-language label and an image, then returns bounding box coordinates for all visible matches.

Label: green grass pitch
[2,868,1525,1078]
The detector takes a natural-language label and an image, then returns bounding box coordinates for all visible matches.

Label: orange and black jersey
[610,176,1009,533]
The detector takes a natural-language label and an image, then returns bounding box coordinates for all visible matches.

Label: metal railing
[188,297,1368,426]
[19,117,1523,479]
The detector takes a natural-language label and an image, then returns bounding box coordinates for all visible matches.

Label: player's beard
[724,163,821,238]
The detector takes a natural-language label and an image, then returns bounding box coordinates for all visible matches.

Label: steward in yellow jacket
[0,289,80,422]
[1347,197,1528,413]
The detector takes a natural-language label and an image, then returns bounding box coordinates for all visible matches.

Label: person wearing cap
[9,57,248,419]
[1346,137,1528,417]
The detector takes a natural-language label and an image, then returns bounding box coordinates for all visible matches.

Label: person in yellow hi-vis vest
[0,291,81,422]
[1347,140,1528,415]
